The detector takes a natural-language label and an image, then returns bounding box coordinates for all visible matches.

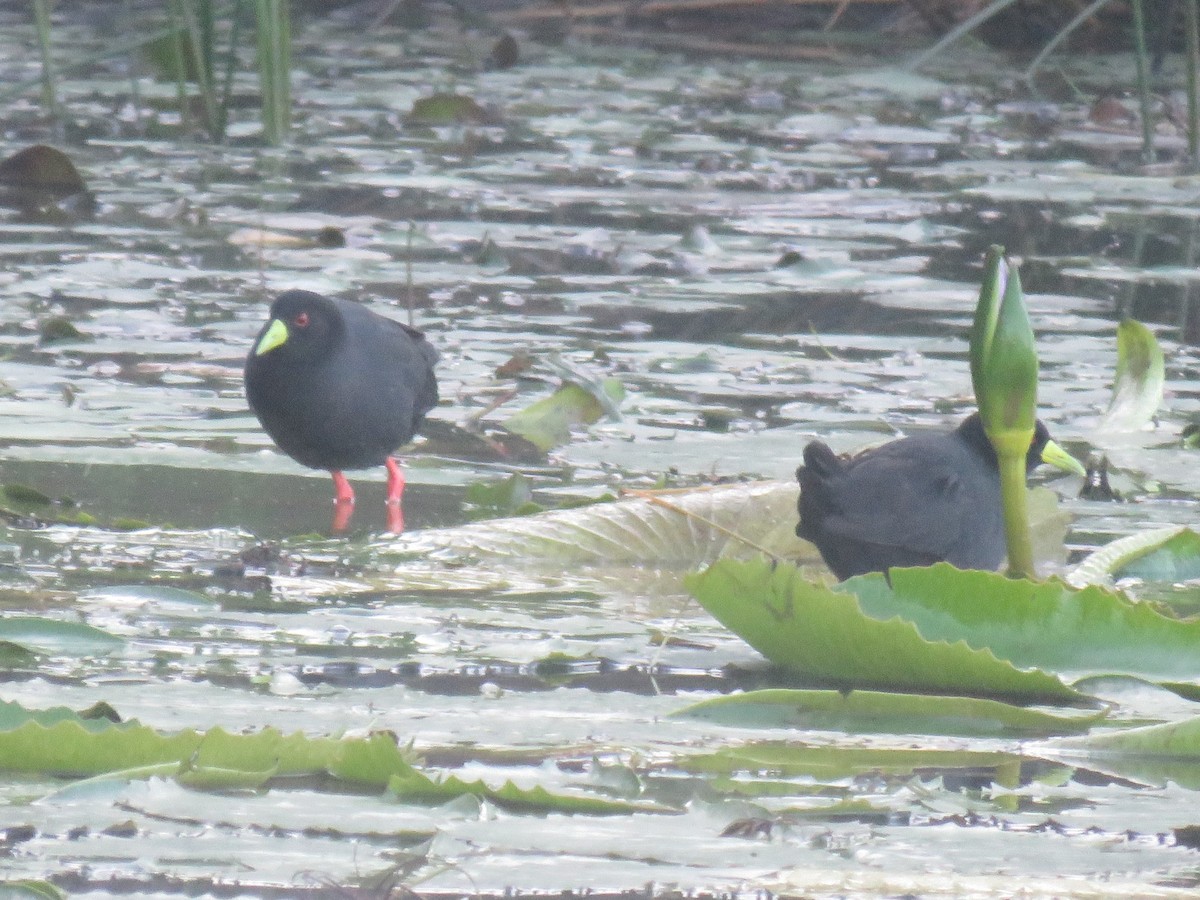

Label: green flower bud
[970,245,1038,456]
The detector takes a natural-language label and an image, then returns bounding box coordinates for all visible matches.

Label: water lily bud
[970,246,1037,456]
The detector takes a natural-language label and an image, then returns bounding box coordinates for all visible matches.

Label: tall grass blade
[255,0,292,144]
[31,0,58,112]
[1186,0,1200,168]
[907,0,1021,70]
[1130,0,1155,163]
[166,0,193,134]
[1023,0,1116,82]
[177,0,221,139]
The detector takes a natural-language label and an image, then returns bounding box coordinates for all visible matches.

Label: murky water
[1,8,1199,897]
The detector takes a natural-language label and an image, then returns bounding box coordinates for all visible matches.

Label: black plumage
[244,290,438,527]
[796,413,1075,580]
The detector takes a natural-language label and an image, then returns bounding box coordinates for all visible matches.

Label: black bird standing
[245,290,439,533]
[795,413,1084,580]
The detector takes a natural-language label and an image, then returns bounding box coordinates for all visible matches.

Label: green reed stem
[1023,0,1115,83]
[999,453,1035,579]
[31,0,58,112]
[255,0,292,144]
[1130,0,1155,164]
[907,0,1020,70]
[166,0,193,134]
[1186,0,1200,168]
[177,0,221,139]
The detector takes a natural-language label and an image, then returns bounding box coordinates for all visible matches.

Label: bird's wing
[817,453,973,558]
[382,320,439,420]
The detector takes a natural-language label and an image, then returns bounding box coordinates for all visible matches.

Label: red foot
[331,499,354,534]
[385,501,404,534]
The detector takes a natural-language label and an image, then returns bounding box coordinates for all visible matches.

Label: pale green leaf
[671,688,1105,737]
[1097,319,1165,433]
[685,558,1081,703]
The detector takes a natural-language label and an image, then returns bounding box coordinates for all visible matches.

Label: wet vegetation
[1,1,1200,897]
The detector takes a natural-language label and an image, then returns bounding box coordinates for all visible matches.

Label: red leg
[330,470,355,534]
[385,457,405,533]
[385,457,405,504]
[330,470,355,504]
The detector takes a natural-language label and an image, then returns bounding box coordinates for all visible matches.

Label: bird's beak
[1041,440,1087,477]
[254,318,290,356]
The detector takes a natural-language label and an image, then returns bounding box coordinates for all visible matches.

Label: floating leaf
[681,740,1022,782]
[1096,319,1165,433]
[843,565,1200,678]
[388,481,812,568]
[671,688,1105,738]
[463,473,542,518]
[1069,714,1200,758]
[406,93,490,125]
[1048,715,1200,788]
[1068,526,1200,587]
[0,617,124,657]
[387,768,673,815]
[503,379,626,452]
[0,699,131,734]
[38,315,90,345]
[685,558,1081,703]
[328,732,421,786]
[0,881,66,900]
[176,758,279,791]
[0,714,420,790]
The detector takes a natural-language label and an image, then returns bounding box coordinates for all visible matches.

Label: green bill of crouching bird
[244,290,439,533]
[795,413,1086,581]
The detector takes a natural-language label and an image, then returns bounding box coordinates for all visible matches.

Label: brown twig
[496,0,899,22]
[623,487,781,560]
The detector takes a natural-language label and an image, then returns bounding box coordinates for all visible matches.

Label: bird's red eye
[294,312,310,328]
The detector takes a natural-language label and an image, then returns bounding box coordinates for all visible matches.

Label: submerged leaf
[38,316,90,345]
[1096,319,1165,433]
[3,484,53,505]
[406,93,490,125]
[503,379,626,452]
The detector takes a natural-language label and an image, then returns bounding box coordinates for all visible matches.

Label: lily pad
[503,378,627,452]
[685,558,1081,703]
[1069,527,1200,587]
[671,688,1105,737]
[0,616,124,657]
[1096,319,1165,434]
[387,768,674,816]
[844,565,1200,678]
